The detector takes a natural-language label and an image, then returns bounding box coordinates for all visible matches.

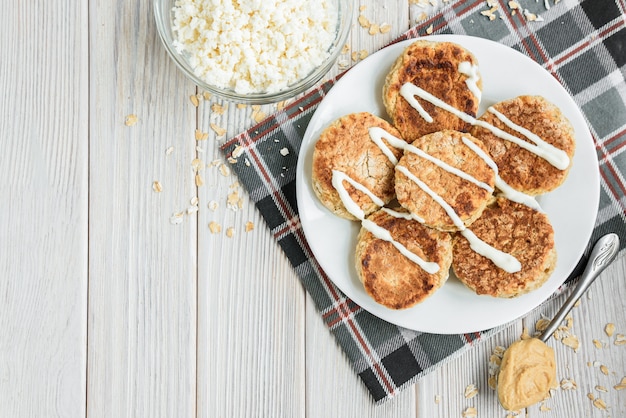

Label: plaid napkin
[221,0,626,403]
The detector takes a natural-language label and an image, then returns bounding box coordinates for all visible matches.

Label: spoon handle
[539,233,620,343]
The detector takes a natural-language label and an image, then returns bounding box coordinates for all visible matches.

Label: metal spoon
[538,233,620,342]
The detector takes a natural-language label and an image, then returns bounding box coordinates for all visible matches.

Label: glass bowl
[154,0,354,104]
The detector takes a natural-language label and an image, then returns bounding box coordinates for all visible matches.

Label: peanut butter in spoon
[497,338,557,410]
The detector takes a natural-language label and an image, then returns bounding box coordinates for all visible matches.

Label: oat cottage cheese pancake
[394,130,496,232]
[383,40,482,142]
[452,197,556,298]
[470,95,576,195]
[355,207,453,309]
[312,112,405,220]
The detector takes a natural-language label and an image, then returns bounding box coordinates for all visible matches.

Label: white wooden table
[2,1,624,417]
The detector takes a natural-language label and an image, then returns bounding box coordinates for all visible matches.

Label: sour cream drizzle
[398,82,570,170]
[368,127,522,273]
[331,169,440,274]
[461,137,542,212]
[395,165,521,273]
[369,127,493,193]
[458,61,482,102]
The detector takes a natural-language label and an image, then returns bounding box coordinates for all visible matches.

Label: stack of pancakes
[311,40,576,310]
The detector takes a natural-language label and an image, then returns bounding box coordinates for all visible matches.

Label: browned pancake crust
[469,95,576,195]
[355,208,453,309]
[312,112,405,220]
[452,198,556,298]
[395,130,496,232]
[383,40,482,142]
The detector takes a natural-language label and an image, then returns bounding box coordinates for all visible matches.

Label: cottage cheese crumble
[172,0,337,94]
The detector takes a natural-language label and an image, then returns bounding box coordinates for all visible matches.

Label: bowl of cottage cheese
[154,0,354,104]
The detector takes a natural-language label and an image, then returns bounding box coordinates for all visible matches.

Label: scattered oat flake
[605,323,615,337]
[219,163,231,177]
[166,146,174,155]
[211,103,227,114]
[562,335,580,351]
[560,378,577,390]
[252,110,267,123]
[426,24,434,34]
[210,123,226,136]
[190,196,199,205]
[595,385,608,393]
[587,393,595,401]
[245,221,254,232]
[244,158,251,167]
[600,364,609,375]
[488,376,497,390]
[195,174,204,187]
[195,129,208,141]
[462,406,477,417]
[358,14,370,28]
[191,158,204,172]
[208,201,218,211]
[544,0,551,9]
[152,181,162,193]
[368,23,380,35]
[416,11,428,22]
[359,49,369,60]
[227,157,237,164]
[359,4,366,11]
[227,190,240,211]
[614,377,626,390]
[341,44,350,54]
[523,9,544,21]
[615,333,626,345]
[539,402,550,412]
[593,339,603,349]
[170,212,184,225]
[434,394,441,404]
[196,146,205,153]
[593,397,607,410]
[508,0,521,9]
[190,94,200,107]
[209,221,221,234]
[226,227,235,238]
[187,205,198,214]
[276,100,286,111]
[536,318,550,332]
[351,51,358,61]
[481,6,498,20]
[380,23,392,34]
[124,114,138,126]
[280,147,290,156]
[464,384,478,399]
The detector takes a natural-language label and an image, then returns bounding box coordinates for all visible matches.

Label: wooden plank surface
[87,0,197,417]
[0,0,88,416]
[1,1,625,418]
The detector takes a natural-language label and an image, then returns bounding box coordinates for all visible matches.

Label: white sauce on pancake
[369,127,493,193]
[399,82,570,170]
[461,136,542,212]
[458,61,482,102]
[395,164,521,273]
[331,169,440,274]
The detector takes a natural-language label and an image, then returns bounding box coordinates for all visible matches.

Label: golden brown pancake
[383,40,482,142]
[355,207,453,309]
[470,95,576,195]
[394,130,496,232]
[452,197,556,298]
[312,112,405,220]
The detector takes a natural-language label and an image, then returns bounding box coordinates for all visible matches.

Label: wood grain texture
[87,0,197,417]
[0,0,88,416]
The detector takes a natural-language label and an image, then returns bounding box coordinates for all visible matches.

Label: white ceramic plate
[295,35,599,334]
